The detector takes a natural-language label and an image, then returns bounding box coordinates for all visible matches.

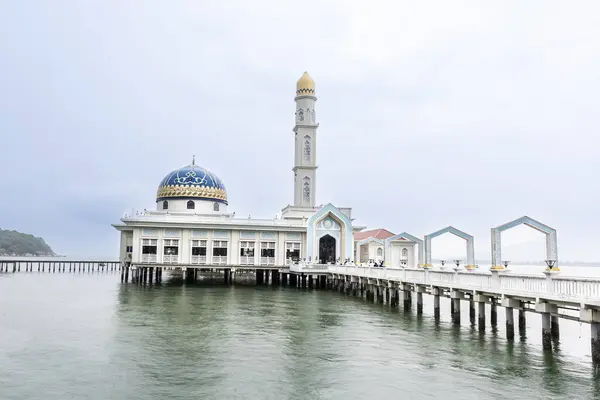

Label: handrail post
[490,269,500,290]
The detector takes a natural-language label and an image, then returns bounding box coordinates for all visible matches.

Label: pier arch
[384,232,423,268]
[491,216,557,270]
[424,226,475,268]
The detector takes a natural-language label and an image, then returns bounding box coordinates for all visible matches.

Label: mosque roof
[156,158,228,204]
[353,229,395,241]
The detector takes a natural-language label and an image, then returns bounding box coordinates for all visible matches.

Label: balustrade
[260,257,275,266]
[239,256,255,266]
[322,264,599,303]
[141,254,157,263]
[212,256,227,265]
[163,255,178,264]
[191,255,206,265]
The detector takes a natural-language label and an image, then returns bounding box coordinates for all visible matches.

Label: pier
[2,257,599,365]
[0,260,120,273]
[118,261,600,365]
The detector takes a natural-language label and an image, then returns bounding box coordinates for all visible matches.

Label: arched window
[187,200,195,210]
[162,200,168,210]
[402,248,408,257]
[213,202,220,212]
[377,248,383,257]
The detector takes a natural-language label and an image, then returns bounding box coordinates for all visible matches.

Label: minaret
[293,71,318,208]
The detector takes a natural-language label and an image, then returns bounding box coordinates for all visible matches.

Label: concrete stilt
[506,307,515,340]
[452,298,460,325]
[551,315,560,340]
[490,299,497,327]
[417,292,423,314]
[469,299,476,325]
[433,294,440,320]
[403,289,410,311]
[518,309,526,337]
[591,323,600,365]
[478,301,486,332]
[542,313,552,350]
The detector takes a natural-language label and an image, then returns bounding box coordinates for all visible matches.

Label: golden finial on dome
[296,71,315,96]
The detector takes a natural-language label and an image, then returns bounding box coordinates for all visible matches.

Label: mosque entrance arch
[424,226,475,269]
[491,216,558,270]
[319,235,336,264]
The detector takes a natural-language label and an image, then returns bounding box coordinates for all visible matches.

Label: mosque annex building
[113,73,418,268]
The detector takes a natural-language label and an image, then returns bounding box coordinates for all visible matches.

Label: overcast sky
[1,1,599,262]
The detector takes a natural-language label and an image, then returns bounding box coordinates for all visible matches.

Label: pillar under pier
[478,301,486,332]
[417,292,423,314]
[551,315,560,340]
[490,298,497,327]
[433,292,440,321]
[452,298,460,325]
[519,308,526,337]
[469,299,475,325]
[506,307,515,340]
[592,323,600,365]
[542,313,552,350]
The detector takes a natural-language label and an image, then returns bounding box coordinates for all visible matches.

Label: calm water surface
[1,272,599,399]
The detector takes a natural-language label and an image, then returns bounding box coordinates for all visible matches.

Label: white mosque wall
[119,226,307,266]
[155,199,228,214]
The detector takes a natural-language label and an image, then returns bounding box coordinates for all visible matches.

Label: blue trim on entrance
[306,203,353,262]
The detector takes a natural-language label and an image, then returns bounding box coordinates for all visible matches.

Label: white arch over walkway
[424,226,475,268]
[491,215,558,270]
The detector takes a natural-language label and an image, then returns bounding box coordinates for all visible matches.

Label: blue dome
[156,163,228,204]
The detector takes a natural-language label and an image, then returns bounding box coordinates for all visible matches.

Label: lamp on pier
[453,259,461,271]
[440,260,446,270]
[544,259,559,273]
[502,260,510,271]
[401,259,407,268]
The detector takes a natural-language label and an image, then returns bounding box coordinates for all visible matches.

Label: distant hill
[0,229,56,257]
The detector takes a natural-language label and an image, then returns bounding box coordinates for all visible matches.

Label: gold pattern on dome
[156,185,228,202]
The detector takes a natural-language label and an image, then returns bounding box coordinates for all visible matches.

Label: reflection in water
[0,274,599,400]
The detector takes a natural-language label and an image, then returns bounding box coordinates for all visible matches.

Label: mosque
[113,73,420,268]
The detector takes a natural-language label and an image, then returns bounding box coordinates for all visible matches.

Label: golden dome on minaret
[296,71,315,96]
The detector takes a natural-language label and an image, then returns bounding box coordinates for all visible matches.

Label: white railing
[191,255,207,265]
[552,276,600,300]
[141,254,157,263]
[260,257,275,266]
[239,256,255,266]
[163,254,179,264]
[499,274,546,294]
[212,256,227,265]
[324,265,600,303]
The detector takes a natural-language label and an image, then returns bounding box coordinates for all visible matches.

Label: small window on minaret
[303,135,311,161]
[297,109,304,122]
[213,202,220,212]
[303,177,310,203]
[162,200,168,210]
[187,200,195,210]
